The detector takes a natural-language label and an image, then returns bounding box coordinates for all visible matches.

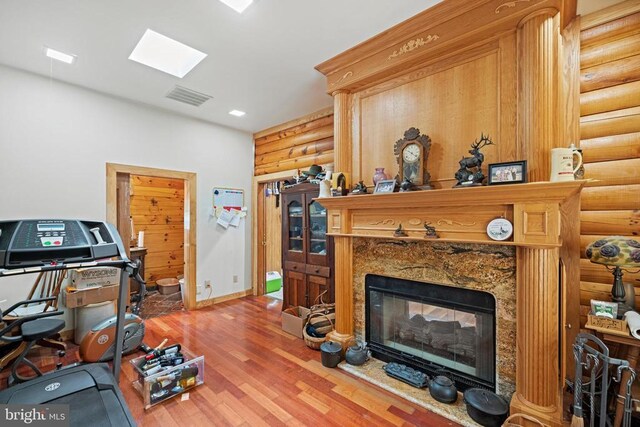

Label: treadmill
[0,220,136,426]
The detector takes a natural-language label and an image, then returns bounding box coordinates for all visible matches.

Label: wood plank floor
[122,295,459,426]
[1,296,460,426]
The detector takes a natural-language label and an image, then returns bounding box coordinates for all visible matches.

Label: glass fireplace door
[366,274,496,391]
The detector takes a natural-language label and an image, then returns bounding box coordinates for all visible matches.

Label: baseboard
[195,289,253,309]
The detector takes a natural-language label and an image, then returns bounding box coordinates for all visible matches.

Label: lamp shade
[586,236,640,267]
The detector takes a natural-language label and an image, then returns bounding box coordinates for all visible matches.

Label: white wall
[0,65,254,329]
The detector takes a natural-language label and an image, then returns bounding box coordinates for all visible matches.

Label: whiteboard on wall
[213,187,244,212]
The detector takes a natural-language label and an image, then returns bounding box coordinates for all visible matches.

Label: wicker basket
[310,291,335,316]
[502,413,545,427]
[303,312,334,350]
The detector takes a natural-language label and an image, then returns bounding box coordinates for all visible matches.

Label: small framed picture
[487,161,527,185]
[373,179,397,194]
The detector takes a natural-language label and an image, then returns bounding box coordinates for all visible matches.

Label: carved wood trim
[316,0,569,92]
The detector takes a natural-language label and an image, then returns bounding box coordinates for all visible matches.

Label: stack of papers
[217,208,245,229]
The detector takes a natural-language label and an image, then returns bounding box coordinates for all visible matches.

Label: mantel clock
[393,127,432,189]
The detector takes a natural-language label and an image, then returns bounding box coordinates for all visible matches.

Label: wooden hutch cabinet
[281,183,334,309]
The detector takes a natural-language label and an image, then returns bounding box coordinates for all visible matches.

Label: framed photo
[373,179,397,194]
[487,161,527,185]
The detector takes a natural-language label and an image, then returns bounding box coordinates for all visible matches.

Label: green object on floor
[266,271,282,293]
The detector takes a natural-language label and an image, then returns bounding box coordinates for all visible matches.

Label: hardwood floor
[123,295,459,426]
[1,296,459,426]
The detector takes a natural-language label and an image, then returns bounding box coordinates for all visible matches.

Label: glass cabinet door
[308,200,327,256]
[287,200,304,253]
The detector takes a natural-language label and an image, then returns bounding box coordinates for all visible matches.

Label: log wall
[130,175,185,285]
[253,108,334,176]
[579,5,640,326]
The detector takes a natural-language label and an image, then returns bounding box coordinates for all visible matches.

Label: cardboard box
[70,267,120,290]
[281,306,311,339]
[63,284,119,308]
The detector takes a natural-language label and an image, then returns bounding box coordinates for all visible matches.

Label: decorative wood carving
[387,36,440,60]
[495,0,531,14]
[436,219,477,227]
[330,71,354,88]
[368,219,395,225]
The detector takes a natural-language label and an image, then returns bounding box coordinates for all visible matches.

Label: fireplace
[366,274,496,392]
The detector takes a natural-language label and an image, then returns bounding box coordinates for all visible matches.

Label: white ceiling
[0,0,439,133]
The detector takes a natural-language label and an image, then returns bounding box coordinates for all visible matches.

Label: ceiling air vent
[165,85,212,107]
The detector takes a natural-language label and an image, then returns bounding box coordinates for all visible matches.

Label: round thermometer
[486,218,513,241]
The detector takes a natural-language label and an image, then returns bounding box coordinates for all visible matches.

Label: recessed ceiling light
[128,29,207,78]
[229,110,246,117]
[45,47,76,64]
[218,0,253,13]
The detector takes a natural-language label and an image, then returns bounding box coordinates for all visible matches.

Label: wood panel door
[284,270,306,309]
[264,185,282,275]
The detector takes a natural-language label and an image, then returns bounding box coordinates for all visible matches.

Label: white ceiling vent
[165,85,212,107]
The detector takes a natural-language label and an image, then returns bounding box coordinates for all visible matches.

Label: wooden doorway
[106,163,197,310]
[252,170,296,296]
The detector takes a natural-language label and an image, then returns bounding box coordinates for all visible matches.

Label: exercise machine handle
[2,296,58,317]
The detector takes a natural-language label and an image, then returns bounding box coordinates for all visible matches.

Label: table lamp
[586,236,640,316]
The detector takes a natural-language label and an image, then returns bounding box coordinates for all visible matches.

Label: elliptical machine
[1,259,148,385]
[79,259,147,362]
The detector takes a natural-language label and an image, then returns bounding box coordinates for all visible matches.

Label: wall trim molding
[106,162,198,310]
[252,169,298,297]
[195,289,253,309]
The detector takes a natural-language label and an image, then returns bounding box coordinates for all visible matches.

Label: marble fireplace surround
[318,181,583,426]
[352,239,516,398]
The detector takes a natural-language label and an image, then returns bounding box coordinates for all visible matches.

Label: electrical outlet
[196,285,202,295]
[233,275,238,283]
[205,280,211,289]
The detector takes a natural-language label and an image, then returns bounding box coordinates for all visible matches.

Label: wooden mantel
[320,180,584,426]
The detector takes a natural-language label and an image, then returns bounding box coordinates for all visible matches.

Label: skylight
[45,47,76,64]
[129,29,207,78]
[218,0,253,13]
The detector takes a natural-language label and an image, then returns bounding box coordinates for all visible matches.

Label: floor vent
[165,85,212,107]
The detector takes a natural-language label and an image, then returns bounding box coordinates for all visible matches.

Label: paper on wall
[229,209,241,227]
[217,209,235,229]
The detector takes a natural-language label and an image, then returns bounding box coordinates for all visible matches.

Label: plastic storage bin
[131,349,204,409]
[266,271,282,293]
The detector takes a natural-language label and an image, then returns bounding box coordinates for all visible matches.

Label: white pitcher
[318,171,332,198]
[550,147,583,182]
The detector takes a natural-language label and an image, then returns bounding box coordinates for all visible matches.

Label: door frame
[252,169,297,296]
[106,163,198,310]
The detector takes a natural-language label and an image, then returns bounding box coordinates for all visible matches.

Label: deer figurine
[454,133,494,187]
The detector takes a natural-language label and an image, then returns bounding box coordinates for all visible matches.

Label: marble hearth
[353,238,516,398]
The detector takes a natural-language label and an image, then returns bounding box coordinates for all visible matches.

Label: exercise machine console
[0,219,136,426]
